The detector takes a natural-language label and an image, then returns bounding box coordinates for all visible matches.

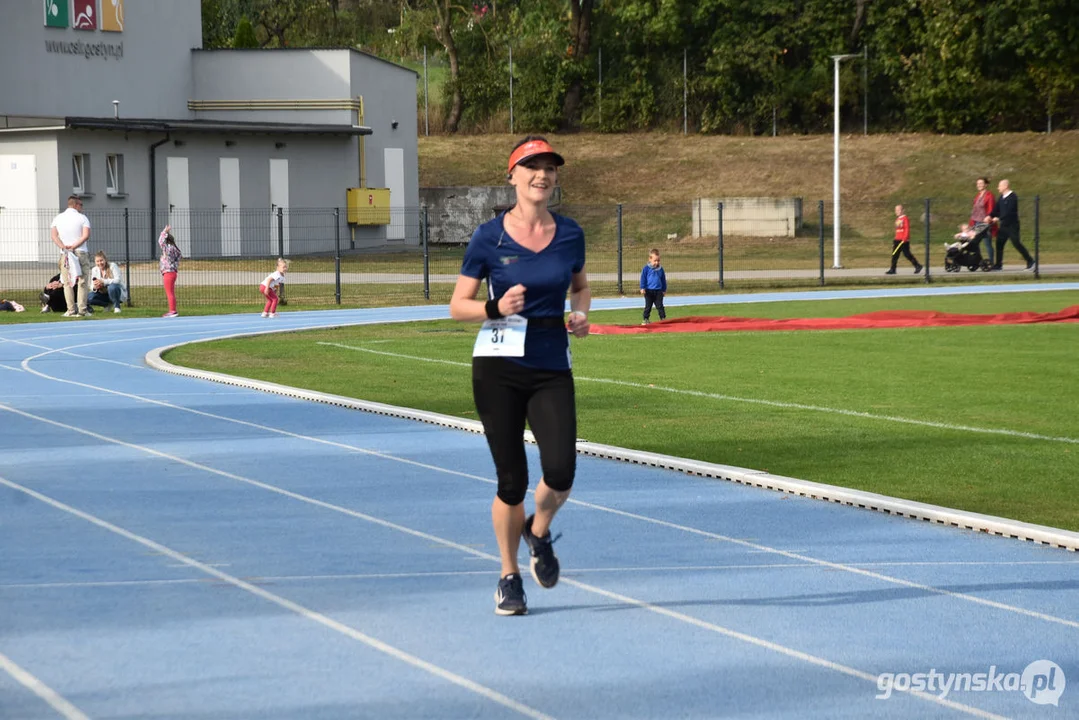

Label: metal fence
[1,199,1073,311]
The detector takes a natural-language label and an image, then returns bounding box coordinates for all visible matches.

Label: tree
[232,16,259,48]
[851,0,870,45]
[428,0,465,132]
[560,0,595,130]
[203,0,1079,133]
[201,0,232,48]
[252,0,306,47]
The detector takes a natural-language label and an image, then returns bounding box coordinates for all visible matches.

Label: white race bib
[473,315,527,357]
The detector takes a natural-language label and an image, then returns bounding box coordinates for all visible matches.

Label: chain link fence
[2,199,1074,312]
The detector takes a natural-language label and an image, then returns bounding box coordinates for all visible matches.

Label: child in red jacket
[885,205,922,275]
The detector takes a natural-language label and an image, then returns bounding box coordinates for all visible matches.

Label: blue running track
[1,285,1077,719]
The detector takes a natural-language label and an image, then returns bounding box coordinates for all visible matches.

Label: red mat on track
[589,306,1079,334]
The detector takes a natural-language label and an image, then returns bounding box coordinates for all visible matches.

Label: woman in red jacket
[970,176,995,266]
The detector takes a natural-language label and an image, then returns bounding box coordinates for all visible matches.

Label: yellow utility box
[347,188,391,225]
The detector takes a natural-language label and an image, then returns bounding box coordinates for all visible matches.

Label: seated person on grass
[40,275,68,313]
[87,251,127,314]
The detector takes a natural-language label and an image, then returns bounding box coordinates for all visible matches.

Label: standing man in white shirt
[50,195,92,317]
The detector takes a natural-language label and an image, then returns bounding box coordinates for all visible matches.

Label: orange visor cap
[507,140,565,174]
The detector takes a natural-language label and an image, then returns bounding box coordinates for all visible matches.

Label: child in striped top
[158,225,182,317]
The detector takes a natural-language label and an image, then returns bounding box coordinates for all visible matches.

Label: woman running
[449,136,591,616]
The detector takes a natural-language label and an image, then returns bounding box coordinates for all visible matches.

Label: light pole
[831,53,859,269]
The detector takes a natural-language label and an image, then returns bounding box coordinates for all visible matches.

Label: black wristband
[485,298,504,320]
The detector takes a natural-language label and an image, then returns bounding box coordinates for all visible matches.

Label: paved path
[3,263,1076,290]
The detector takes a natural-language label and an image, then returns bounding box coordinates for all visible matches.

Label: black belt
[528,316,566,329]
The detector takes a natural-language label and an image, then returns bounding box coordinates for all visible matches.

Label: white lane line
[319,342,470,368]
[0,393,250,399]
[320,343,1079,445]
[557,576,1008,720]
[1,319,393,375]
[842,560,1079,567]
[0,307,442,345]
[0,364,23,373]
[0,472,1006,720]
[1,578,218,590]
[0,394,101,399]
[5,559,1079,591]
[0,650,90,720]
[0,316,275,342]
[0,313,438,378]
[46,352,144,370]
[8,358,1079,630]
[0,320,315,358]
[570,496,1079,629]
[166,563,231,568]
[0,474,555,720]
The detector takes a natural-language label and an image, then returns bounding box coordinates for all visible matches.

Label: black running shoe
[494,573,527,616]
[914,265,923,275]
[522,515,561,589]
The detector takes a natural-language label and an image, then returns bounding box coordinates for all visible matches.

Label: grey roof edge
[64,116,372,136]
[192,46,419,76]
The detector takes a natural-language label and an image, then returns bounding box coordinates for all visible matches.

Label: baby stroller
[944,223,993,272]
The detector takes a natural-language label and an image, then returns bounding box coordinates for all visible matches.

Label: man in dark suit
[990,179,1034,270]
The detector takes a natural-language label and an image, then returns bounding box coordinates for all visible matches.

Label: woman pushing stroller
[970,176,996,266]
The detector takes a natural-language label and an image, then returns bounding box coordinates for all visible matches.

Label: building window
[106,154,125,196]
[72,153,90,195]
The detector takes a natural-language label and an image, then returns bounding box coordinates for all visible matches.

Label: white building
[0,1,419,263]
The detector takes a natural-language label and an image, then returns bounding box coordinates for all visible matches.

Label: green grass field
[163,289,1079,532]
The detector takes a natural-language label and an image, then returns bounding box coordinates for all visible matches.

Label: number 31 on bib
[473,315,527,357]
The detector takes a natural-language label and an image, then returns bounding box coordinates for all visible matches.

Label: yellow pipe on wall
[356,96,365,188]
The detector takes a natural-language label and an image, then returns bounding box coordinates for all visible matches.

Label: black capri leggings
[472,356,577,506]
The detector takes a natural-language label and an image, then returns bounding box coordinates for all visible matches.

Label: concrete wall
[0,133,60,209]
[692,197,804,237]
[152,134,354,210]
[151,132,371,259]
[420,186,563,244]
[190,48,421,236]
[0,134,58,262]
[0,2,200,119]
[191,50,355,125]
[190,49,419,207]
[1,125,420,262]
[56,129,150,207]
[349,51,419,210]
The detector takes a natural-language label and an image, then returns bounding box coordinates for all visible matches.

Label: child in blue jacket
[639,248,667,324]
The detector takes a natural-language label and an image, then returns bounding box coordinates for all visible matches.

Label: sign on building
[44,1,125,32]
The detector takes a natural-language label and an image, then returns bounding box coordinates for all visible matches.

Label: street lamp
[831,53,859,269]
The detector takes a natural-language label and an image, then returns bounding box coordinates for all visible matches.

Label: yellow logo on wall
[101,0,124,32]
